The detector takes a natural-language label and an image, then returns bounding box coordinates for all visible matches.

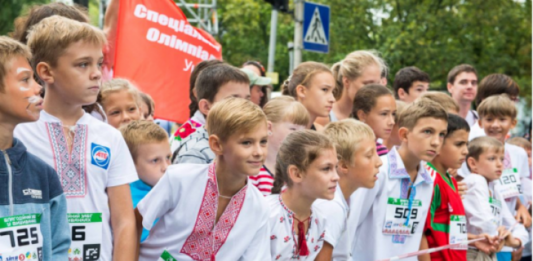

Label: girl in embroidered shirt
[267,130,339,260]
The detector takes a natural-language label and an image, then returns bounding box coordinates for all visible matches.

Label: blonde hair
[331,50,385,99]
[0,36,31,92]
[281,62,332,97]
[477,94,517,119]
[324,119,375,166]
[98,78,142,109]
[398,99,448,130]
[467,136,504,171]
[207,97,267,141]
[26,15,106,70]
[419,92,460,114]
[394,100,407,123]
[119,120,169,160]
[263,96,310,126]
[272,130,334,194]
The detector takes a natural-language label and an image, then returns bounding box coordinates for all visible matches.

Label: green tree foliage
[0,0,48,36]
[216,0,532,104]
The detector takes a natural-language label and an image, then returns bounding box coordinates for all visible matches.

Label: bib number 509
[394,207,418,219]
[0,227,39,247]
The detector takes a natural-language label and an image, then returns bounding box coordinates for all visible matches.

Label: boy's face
[448,72,477,104]
[470,148,504,182]
[134,140,171,187]
[402,117,448,162]
[436,129,469,170]
[103,90,142,129]
[346,139,382,189]
[0,56,43,124]
[218,122,268,177]
[47,41,103,106]
[300,148,339,200]
[212,81,250,105]
[398,81,429,103]
[479,114,517,142]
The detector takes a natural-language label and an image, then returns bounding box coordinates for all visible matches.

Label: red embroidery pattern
[46,122,88,198]
[504,150,512,169]
[181,163,247,260]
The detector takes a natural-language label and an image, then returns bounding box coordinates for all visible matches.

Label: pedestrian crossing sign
[303,2,330,53]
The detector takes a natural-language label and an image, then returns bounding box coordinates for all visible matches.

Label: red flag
[113,0,222,123]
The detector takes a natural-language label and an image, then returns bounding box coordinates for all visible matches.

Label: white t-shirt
[352,147,434,261]
[313,184,351,261]
[468,121,486,140]
[267,194,327,261]
[138,163,271,261]
[465,110,478,126]
[14,110,138,261]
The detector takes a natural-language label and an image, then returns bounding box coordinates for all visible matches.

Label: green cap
[240,68,272,86]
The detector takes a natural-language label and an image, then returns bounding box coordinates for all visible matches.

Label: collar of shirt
[388,147,432,186]
[39,109,91,125]
[192,110,206,125]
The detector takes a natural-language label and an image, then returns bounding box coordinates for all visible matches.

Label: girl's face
[270,121,307,153]
[298,72,335,119]
[345,65,382,101]
[103,89,142,128]
[299,148,339,200]
[359,95,396,140]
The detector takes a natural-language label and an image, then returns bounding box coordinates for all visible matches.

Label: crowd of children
[0,2,531,261]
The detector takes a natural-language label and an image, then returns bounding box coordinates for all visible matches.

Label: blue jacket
[0,138,70,260]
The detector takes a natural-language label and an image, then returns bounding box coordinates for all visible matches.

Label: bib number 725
[0,227,39,247]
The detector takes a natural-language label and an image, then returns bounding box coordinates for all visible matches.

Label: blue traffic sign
[303,2,330,53]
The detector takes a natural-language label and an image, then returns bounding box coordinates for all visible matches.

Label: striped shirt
[376,141,389,156]
[250,166,274,196]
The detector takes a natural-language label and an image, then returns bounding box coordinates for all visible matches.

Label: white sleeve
[463,176,498,236]
[315,202,345,247]
[107,134,138,187]
[516,147,530,178]
[501,195,530,246]
[458,161,471,179]
[137,172,176,230]
[355,169,386,228]
[239,211,271,261]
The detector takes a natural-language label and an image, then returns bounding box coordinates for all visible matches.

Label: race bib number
[449,215,467,250]
[0,213,43,261]
[497,168,521,199]
[159,250,177,261]
[383,197,423,236]
[67,213,102,261]
[489,197,502,227]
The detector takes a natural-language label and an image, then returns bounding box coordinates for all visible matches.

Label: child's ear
[337,160,349,176]
[288,165,304,184]
[267,121,273,136]
[342,77,350,91]
[398,126,409,143]
[296,85,306,100]
[356,110,367,123]
[36,62,53,84]
[466,157,477,173]
[397,88,406,100]
[208,134,223,155]
[198,99,211,116]
[510,118,518,129]
[446,82,454,93]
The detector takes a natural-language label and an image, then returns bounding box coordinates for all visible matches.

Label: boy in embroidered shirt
[14,16,138,261]
[120,120,171,242]
[172,63,250,164]
[463,137,529,261]
[351,99,448,261]
[137,98,270,260]
[315,119,382,261]
[0,36,70,260]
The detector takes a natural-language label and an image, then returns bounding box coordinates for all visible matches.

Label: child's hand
[456,181,467,199]
[515,203,532,228]
[472,233,498,254]
[504,233,522,249]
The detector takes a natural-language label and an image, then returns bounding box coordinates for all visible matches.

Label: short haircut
[398,98,448,130]
[507,137,531,151]
[98,78,141,108]
[12,2,89,44]
[477,94,517,119]
[139,92,155,117]
[206,97,266,141]
[419,92,460,114]
[0,36,31,92]
[475,74,519,107]
[26,15,106,71]
[466,136,504,170]
[352,84,393,119]
[195,64,249,102]
[263,96,309,126]
[282,61,332,98]
[120,120,169,159]
[447,64,477,84]
[323,119,375,165]
[393,66,430,98]
[188,59,225,117]
[445,113,470,138]
[394,100,407,123]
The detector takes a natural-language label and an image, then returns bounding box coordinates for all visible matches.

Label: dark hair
[243,61,266,76]
[445,113,470,138]
[352,84,393,119]
[195,64,249,102]
[140,92,155,117]
[12,2,89,44]
[393,66,430,98]
[272,130,334,194]
[188,59,224,117]
[447,64,477,84]
[475,74,519,107]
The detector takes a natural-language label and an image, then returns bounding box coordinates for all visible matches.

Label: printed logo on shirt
[22,188,42,199]
[90,143,111,170]
[82,244,100,261]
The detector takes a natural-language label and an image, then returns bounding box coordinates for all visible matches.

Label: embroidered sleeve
[137,173,175,230]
